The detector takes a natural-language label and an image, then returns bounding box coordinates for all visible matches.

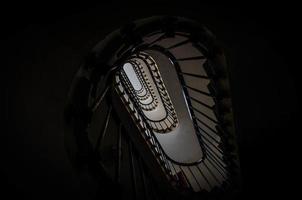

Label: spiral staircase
[64,16,241,200]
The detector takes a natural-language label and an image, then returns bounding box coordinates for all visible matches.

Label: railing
[120,52,178,134]
[115,74,176,180]
[116,72,217,192]
[66,17,238,198]
[120,69,156,111]
[88,91,165,199]
[128,60,158,110]
[148,43,230,176]
[114,32,231,192]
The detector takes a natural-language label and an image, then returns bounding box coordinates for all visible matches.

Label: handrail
[120,68,158,111]
[115,75,174,174]
[120,53,178,133]
[129,60,158,108]
[115,72,204,167]
[112,27,232,193]
[66,16,238,196]
[128,61,152,100]
[145,44,213,157]
[132,54,178,121]
[119,70,175,131]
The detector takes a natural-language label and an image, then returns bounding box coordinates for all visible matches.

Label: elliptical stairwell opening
[64,16,241,199]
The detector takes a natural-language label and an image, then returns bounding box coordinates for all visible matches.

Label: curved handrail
[116,58,205,166]
[121,53,178,132]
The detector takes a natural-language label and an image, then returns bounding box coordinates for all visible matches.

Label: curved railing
[129,60,158,110]
[119,52,179,134]
[114,30,234,192]
[120,67,157,111]
[67,16,240,196]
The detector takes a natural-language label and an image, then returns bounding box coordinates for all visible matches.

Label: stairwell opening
[64,16,241,197]
[119,52,179,133]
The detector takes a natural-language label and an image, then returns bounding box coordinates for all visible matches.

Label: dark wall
[1,2,299,199]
